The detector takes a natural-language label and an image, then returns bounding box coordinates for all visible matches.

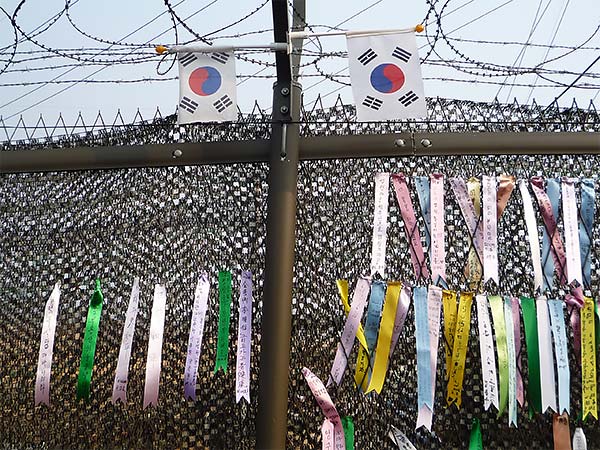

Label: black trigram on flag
[179,53,197,67]
[362,96,383,111]
[211,52,230,64]
[392,46,411,63]
[213,95,233,113]
[398,90,419,107]
[357,48,378,66]
[180,96,199,114]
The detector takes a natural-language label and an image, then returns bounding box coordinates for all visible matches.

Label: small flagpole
[156,43,288,55]
[287,24,424,40]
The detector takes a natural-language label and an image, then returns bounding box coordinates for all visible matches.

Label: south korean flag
[178,51,237,124]
[347,31,426,121]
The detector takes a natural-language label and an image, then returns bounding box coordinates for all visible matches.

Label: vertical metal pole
[256,1,301,449]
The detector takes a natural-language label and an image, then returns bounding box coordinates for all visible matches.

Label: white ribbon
[143,284,167,408]
[504,297,517,427]
[562,177,583,286]
[430,173,446,285]
[371,172,389,277]
[548,298,570,415]
[573,427,587,450]
[389,425,417,449]
[483,175,499,284]
[183,273,210,401]
[519,180,543,292]
[476,294,499,411]
[112,277,140,404]
[536,295,557,413]
[34,283,61,406]
[328,277,371,387]
[235,270,253,403]
[416,285,442,431]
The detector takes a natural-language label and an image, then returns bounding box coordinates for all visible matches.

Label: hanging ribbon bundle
[336,280,370,391]
[328,277,371,387]
[366,281,402,394]
[391,173,442,431]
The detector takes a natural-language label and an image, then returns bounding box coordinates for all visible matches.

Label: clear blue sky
[0,0,598,130]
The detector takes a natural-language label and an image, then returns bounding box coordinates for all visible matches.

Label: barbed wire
[0,0,598,118]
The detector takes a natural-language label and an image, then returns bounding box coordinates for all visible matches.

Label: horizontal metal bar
[0,140,270,173]
[300,132,600,159]
[1,132,599,173]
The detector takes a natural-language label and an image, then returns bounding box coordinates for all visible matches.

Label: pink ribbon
[391,174,430,281]
[143,284,167,408]
[482,175,499,285]
[303,368,345,450]
[530,177,568,287]
[449,177,484,265]
[430,173,446,285]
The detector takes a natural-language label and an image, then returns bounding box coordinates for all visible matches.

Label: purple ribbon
[235,270,253,403]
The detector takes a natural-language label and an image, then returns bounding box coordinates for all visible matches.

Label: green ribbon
[520,296,542,415]
[468,418,483,450]
[214,270,232,373]
[76,279,104,400]
[488,295,508,416]
[342,416,354,450]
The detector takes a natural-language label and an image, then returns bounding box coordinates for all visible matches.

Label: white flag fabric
[347,31,426,121]
[178,51,237,124]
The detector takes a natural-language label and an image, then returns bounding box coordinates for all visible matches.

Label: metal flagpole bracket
[155,42,288,54]
[287,24,424,41]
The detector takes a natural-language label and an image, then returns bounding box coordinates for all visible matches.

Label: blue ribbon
[579,178,594,288]
[548,298,570,414]
[364,280,385,354]
[414,286,432,409]
[541,178,561,292]
[414,176,431,250]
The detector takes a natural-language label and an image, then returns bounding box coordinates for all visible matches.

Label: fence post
[256,1,301,449]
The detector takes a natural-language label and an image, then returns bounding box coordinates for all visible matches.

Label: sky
[0,0,599,134]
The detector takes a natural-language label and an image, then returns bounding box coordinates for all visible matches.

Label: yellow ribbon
[467,177,482,290]
[366,282,401,394]
[582,296,598,420]
[489,295,508,416]
[442,290,458,380]
[337,280,370,391]
[446,292,473,408]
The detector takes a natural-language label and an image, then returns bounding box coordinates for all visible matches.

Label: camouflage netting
[0,153,599,449]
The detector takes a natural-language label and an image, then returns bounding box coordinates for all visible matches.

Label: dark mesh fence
[0,99,599,449]
[0,155,598,449]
